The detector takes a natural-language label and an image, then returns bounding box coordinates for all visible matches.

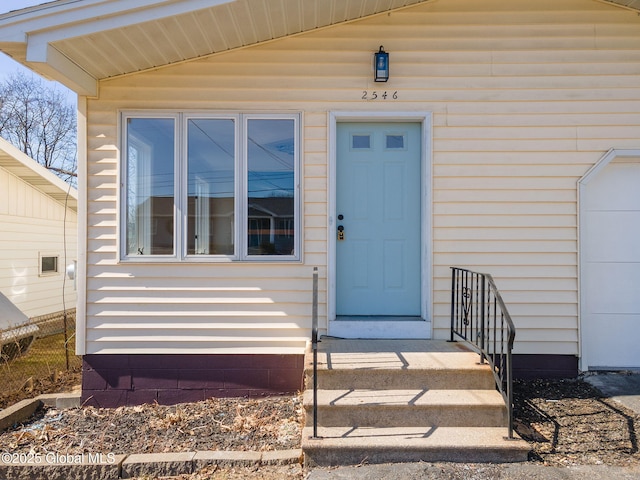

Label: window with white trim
[121,113,300,261]
[39,254,59,275]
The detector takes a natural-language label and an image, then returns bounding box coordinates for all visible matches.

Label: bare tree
[0,71,76,183]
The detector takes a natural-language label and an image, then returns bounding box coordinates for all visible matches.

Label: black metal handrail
[450,267,516,439]
[311,266,319,439]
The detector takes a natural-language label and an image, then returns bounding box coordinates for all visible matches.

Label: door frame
[578,148,640,371]
[327,111,433,337]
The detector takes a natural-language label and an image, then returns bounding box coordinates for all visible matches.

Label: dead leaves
[0,395,304,457]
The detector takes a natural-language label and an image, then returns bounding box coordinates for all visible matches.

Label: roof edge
[0,136,77,207]
[594,0,640,13]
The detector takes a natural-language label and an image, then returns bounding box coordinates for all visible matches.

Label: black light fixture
[374,45,389,82]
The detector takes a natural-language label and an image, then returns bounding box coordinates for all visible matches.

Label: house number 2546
[362,91,398,100]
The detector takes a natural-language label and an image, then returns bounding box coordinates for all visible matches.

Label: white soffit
[0,0,428,96]
[601,0,640,10]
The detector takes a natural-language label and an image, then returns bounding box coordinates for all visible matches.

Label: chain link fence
[0,309,81,408]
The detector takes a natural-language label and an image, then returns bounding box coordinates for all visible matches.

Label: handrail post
[507,347,514,439]
[311,267,319,439]
[479,273,486,364]
[450,267,456,342]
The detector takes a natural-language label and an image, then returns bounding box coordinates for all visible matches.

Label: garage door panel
[582,157,640,369]
[584,212,640,262]
[585,314,640,369]
[583,160,640,211]
[585,263,640,314]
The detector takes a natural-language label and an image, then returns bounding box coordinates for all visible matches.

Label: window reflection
[247,119,295,256]
[126,118,175,256]
[123,114,298,260]
[187,119,235,255]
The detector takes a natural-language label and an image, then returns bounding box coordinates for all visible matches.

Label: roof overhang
[0,136,77,211]
[601,0,640,11]
[1,0,639,97]
[0,0,430,96]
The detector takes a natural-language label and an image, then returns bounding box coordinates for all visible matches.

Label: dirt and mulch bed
[0,395,303,455]
[0,395,305,480]
[513,377,640,467]
[0,377,639,479]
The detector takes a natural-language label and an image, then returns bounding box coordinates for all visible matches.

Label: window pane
[352,134,371,149]
[41,256,58,273]
[386,134,405,149]
[247,119,295,256]
[126,118,175,256]
[187,119,235,255]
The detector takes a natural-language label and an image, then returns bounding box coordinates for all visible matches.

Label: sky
[1,0,52,78]
[0,0,45,16]
[0,1,75,99]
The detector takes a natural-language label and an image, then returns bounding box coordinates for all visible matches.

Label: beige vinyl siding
[0,167,78,318]
[84,0,640,356]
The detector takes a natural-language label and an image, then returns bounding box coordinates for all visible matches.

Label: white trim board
[330,318,432,340]
[75,97,88,356]
[327,111,433,339]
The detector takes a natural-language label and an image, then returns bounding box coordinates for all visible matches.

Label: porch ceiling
[0,0,639,97]
[0,0,428,96]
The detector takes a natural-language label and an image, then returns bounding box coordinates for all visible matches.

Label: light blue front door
[336,122,422,316]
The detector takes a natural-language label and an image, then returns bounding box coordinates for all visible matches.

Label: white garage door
[582,156,640,370]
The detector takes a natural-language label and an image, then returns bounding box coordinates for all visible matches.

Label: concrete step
[306,366,496,391]
[302,426,530,466]
[303,389,508,428]
[301,338,529,464]
[305,339,496,390]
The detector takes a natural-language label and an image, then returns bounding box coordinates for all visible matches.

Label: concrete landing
[306,338,495,390]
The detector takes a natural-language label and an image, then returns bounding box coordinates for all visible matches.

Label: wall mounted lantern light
[374,46,389,82]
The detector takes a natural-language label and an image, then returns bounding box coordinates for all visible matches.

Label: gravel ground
[1,377,639,479]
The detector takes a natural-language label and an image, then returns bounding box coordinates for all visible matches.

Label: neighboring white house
[0,136,77,324]
[1,0,639,407]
